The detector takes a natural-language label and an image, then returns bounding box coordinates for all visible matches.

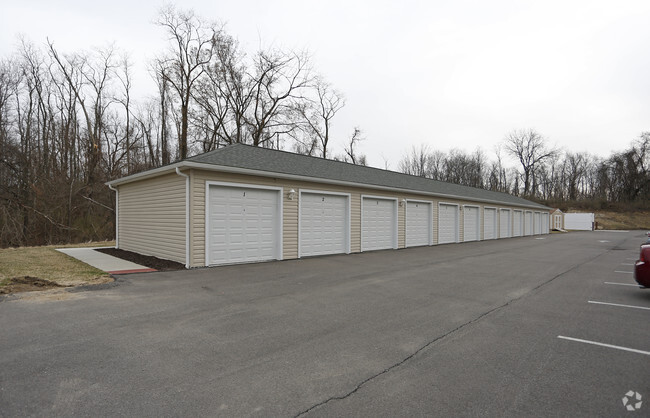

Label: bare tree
[503,129,556,197]
[444,149,484,188]
[294,76,344,158]
[605,133,650,202]
[398,144,432,177]
[49,41,117,185]
[563,152,590,200]
[149,60,172,164]
[155,5,219,159]
[205,36,254,147]
[247,49,312,148]
[115,54,133,174]
[341,127,366,165]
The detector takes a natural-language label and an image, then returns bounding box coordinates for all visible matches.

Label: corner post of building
[175,166,191,269]
[107,184,119,249]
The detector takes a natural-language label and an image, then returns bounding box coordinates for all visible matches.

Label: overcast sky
[1,0,649,168]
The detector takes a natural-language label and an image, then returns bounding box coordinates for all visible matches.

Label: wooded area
[0,6,648,247]
[0,6,365,247]
[398,129,649,209]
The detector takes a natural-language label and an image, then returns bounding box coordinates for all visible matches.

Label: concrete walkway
[56,247,156,274]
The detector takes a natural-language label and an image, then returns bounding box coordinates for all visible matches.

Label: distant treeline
[398,129,649,210]
[0,6,648,247]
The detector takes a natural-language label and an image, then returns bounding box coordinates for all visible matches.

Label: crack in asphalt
[293,240,623,417]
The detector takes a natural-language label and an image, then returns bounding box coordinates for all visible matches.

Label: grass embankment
[0,241,114,294]
[595,211,650,230]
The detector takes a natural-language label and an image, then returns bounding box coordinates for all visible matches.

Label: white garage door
[542,213,549,234]
[406,201,432,247]
[463,206,480,242]
[438,203,459,244]
[484,208,497,240]
[300,192,348,257]
[362,197,397,251]
[499,209,511,238]
[534,212,541,235]
[513,210,523,237]
[525,211,533,236]
[207,184,280,265]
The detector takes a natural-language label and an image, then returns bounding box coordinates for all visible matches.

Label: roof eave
[106,160,550,210]
[105,162,186,186]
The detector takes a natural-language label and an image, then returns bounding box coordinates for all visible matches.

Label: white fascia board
[105,162,184,187]
[106,160,549,210]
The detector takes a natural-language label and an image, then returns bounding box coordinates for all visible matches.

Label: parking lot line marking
[621,263,635,266]
[557,336,650,356]
[604,282,639,287]
[588,300,650,311]
[615,271,633,274]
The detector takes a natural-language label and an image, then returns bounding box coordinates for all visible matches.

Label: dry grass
[0,241,115,290]
[595,211,650,230]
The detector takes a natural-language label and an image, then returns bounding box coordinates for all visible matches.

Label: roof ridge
[180,143,548,209]
[198,144,517,200]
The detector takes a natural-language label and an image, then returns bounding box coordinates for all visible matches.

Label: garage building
[107,144,551,267]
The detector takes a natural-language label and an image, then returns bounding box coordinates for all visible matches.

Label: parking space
[1,231,648,416]
[308,232,650,417]
[556,240,649,361]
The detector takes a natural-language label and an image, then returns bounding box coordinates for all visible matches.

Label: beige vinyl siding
[283,192,298,259]
[118,173,186,263]
[188,168,548,267]
[191,169,369,266]
[350,194,361,251]
[397,199,405,249]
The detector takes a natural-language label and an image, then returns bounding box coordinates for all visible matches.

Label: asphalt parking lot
[1,231,648,416]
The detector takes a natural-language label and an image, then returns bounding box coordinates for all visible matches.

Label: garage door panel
[525,212,533,236]
[362,198,396,251]
[484,208,497,240]
[499,209,511,238]
[463,206,479,242]
[208,185,280,265]
[406,201,431,247]
[438,204,459,244]
[513,211,523,237]
[300,193,348,257]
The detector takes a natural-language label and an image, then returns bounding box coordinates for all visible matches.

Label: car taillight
[640,248,649,263]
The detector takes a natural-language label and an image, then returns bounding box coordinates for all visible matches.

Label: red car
[634,245,650,288]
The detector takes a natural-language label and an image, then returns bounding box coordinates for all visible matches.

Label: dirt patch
[0,276,66,294]
[595,211,650,230]
[95,248,185,271]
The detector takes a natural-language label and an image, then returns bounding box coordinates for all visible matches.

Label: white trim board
[361,195,399,252]
[405,199,434,247]
[438,202,460,244]
[298,189,352,258]
[204,181,283,266]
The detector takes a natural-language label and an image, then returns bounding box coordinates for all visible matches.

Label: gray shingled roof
[187,144,549,209]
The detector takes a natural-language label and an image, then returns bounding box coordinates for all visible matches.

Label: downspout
[108,184,119,249]
[175,167,190,268]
